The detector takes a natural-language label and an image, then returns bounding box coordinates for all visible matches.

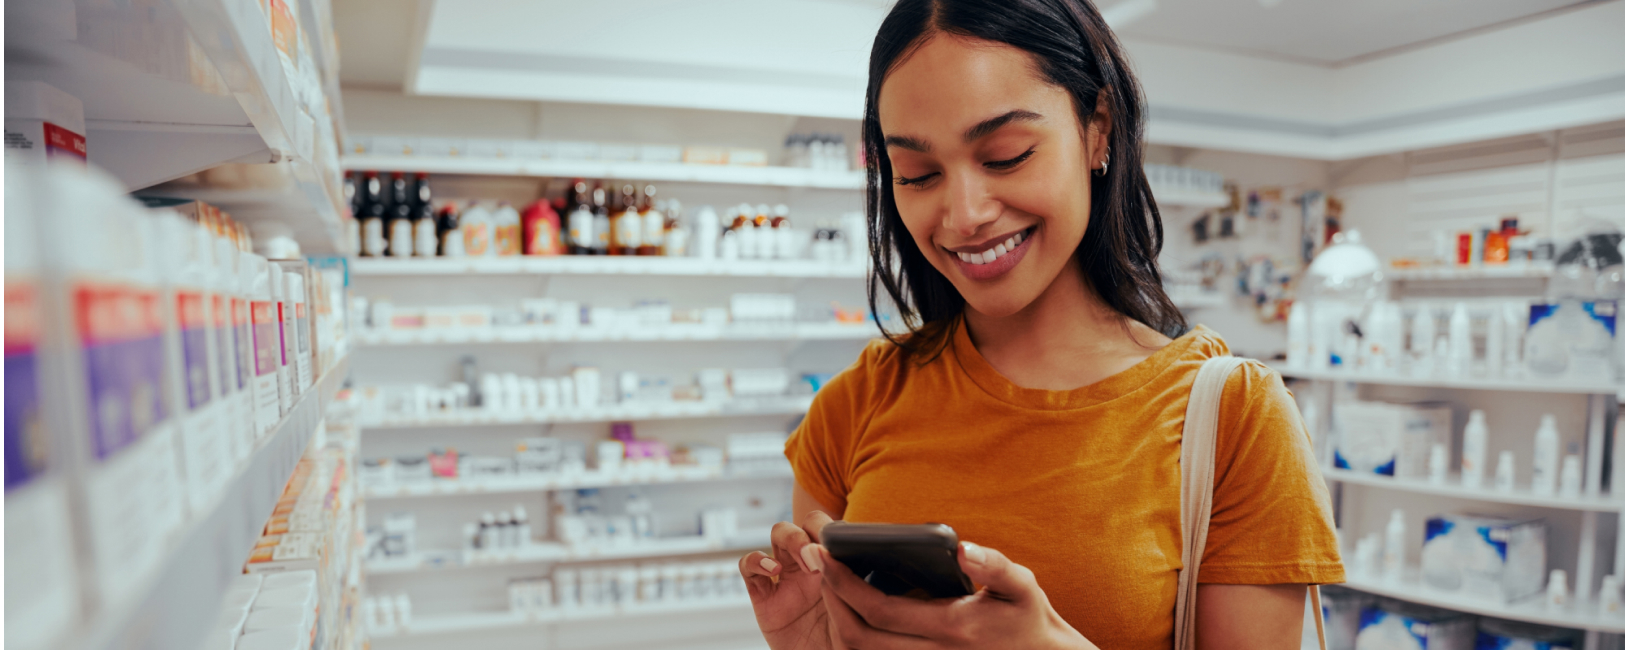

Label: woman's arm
[1196,584,1307,650]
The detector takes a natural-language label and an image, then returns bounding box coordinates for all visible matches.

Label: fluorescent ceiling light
[1103,0,1158,28]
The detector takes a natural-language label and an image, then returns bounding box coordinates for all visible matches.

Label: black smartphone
[820,522,975,599]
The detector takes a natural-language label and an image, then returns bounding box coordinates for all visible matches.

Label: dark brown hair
[864,0,1187,356]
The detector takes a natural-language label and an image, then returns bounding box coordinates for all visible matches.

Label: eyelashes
[984,148,1035,170]
[891,148,1037,188]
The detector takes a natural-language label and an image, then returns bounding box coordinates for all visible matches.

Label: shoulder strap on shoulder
[1173,355,1246,650]
[1171,356,1327,650]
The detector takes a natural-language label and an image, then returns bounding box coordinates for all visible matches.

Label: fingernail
[801,545,824,573]
[963,542,986,566]
[760,557,780,573]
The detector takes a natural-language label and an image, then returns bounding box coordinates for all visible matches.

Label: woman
[737,0,1342,648]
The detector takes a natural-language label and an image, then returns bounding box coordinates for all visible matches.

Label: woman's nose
[942,171,1001,237]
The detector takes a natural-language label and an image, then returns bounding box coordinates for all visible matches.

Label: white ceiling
[1111,0,1597,65]
[331,0,1625,159]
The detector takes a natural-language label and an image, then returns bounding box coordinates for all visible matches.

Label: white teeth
[958,252,973,263]
[1012,231,1023,246]
[993,243,1008,257]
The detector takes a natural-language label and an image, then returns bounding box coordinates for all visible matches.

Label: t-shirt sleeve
[783,342,880,516]
[1199,363,1345,585]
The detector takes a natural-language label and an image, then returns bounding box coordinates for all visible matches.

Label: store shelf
[364,395,814,430]
[348,256,867,278]
[6,0,347,253]
[1269,364,1618,395]
[1151,187,1231,209]
[364,466,793,500]
[344,154,867,190]
[368,597,755,639]
[1165,287,1227,310]
[353,322,879,346]
[1323,468,1624,512]
[367,529,771,575]
[1383,264,1556,281]
[63,355,350,650]
[1341,571,1625,633]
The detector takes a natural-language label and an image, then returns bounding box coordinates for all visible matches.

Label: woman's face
[878,34,1108,318]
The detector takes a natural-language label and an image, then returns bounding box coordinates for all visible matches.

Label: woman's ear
[1087,88,1113,170]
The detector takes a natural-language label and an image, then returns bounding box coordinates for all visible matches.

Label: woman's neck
[962,258,1171,391]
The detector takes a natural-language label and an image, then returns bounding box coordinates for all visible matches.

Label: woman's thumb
[958,542,1039,601]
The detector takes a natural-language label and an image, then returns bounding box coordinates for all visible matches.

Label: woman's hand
[740,510,839,650]
[805,541,1099,650]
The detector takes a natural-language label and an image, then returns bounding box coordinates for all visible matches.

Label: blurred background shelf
[349,256,868,278]
[362,396,814,430]
[343,154,867,190]
[366,528,771,575]
[363,467,793,500]
[1323,468,1624,512]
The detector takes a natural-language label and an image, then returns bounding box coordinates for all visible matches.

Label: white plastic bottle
[493,202,521,257]
[695,206,720,260]
[1462,410,1488,488]
[1411,303,1435,376]
[1383,509,1405,583]
[1495,451,1516,492]
[462,201,493,258]
[1447,302,1471,377]
[1286,302,1310,369]
[1533,414,1560,496]
[1485,307,1505,378]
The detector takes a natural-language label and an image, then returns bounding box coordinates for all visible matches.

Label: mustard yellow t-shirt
[785,322,1343,650]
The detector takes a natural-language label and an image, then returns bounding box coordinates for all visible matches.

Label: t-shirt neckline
[949,318,1213,411]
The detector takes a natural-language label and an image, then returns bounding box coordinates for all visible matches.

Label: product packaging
[3,164,82,650]
[1419,513,1546,603]
[42,163,187,606]
[1333,401,1451,478]
[1354,601,1474,650]
[248,255,284,431]
[4,80,86,168]
[271,269,298,410]
[1475,618,1577,650]
[273,262,314,391]
[158,212,232,515]
[212,237,254,464]
[1317,586,1368,650]
[1525,301,1617,382]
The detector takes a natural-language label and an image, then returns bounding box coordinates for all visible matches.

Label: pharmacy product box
[1355,601,1475,650]
[1320,585,1372,650]
[1334,401,1452,478]
[1420,514,1545,603]
[1525,301,1616,381]
[1474,618,1577,650]
[5,81,86,167]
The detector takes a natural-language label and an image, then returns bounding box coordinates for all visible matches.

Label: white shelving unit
[353,323,879,346]
[1342,571,1625,634]
[364,396,814,430]
[1322,468,1624,513]
[364,467,793,500]
[1271,365,1617,395]
[1285,360,1621,639]
[344,154,867,190]
[1150,186,1230,209]
[8,0,348,253]
[63,356,350,650]
[367,528,771,575]
[1382,264,1556,281]
[368,598,755,639]
[350,256,867,278]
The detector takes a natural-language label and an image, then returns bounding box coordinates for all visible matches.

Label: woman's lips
[949,227,1033,281]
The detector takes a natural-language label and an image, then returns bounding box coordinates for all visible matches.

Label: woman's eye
[894,172,938,187]
[985,148,1035,171]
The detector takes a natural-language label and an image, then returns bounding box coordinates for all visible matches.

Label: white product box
[730,368,790,397]
[1334,401,1451,478]
[5,81,86,168]
[1354,601,1475,650]
[1419,513,1546,604]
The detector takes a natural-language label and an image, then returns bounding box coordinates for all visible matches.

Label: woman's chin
[962,292,1038,320]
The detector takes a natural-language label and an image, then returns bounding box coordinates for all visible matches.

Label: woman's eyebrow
[963,109,1043,143]
[882,109,1042,153]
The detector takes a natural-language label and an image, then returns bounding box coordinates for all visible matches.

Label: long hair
[864,0,1187,357]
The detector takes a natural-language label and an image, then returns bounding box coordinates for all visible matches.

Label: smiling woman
[736,1,1343,650]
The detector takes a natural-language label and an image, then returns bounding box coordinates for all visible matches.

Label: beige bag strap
[1174,356,1327,650]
